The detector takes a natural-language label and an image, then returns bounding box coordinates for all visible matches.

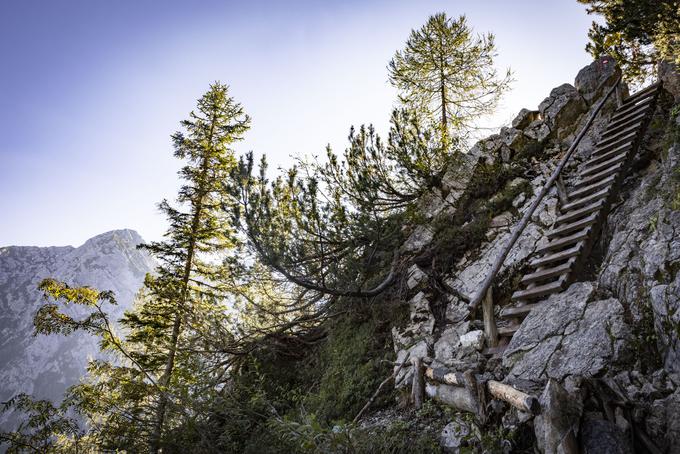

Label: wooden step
[500,303,542,318]
[498,324,521,336]
[560,186,610,213]
[598,123,642,146]
[535,227,591,254]
[530,242,583,268]
[556,199,605,224]
[482,345,508,356]
[611,98,653,121]
[569,175,616,199]
[585,143,631,167]
[604,112,647,135]
[592,133,636,156]
[582,153,627,177]
[574,162,623,189]
[511,276,567,301]
[520,260,575,285]
[622,82,661,105]
[549,213,599,239]
[611,96,654,121]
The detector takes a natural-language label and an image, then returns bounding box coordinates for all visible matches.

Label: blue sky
[0,0,598,247]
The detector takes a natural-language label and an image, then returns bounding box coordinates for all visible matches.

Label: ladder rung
[530,243,583,268]
[560,186,610,213]
[574,162,623,189]
[592,134,636,156]
[520,260,574,285]
[622,82,661,105]
[611,100,653,123]
[535,227,591,254]
[482,345,508,356]
[549,213,599,238]
[556,199,605,224]
[569,175,616,200]
[511,276,567,301]
[612,96,654,121]
[498,324,521,336]
[585,144,631,167]
[500,303,541,318]
[582,153,627,177]
[598,123,641,146]
[605,112,646,135]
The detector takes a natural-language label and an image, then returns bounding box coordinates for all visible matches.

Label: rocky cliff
[0,229,155,430]
[388,58,680,453]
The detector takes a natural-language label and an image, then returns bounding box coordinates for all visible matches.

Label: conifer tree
[140,82,250,452]
[20,84,255,452]
[578,0,679,82]
[388,13,511,144]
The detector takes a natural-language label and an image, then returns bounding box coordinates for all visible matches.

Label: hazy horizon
[1,0,598,247]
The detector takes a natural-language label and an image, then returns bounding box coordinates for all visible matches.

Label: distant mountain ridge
[0,229,155,429]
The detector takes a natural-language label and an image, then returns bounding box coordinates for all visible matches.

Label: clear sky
[0,0,598,247]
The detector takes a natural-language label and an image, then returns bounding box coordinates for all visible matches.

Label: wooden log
[425,382,478,414]
[482,288,498,348]
[410,357,424,409]
[424,367,465,386]
[487,380,540,415]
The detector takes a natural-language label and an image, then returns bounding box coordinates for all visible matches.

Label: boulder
[574,56,621,103]
[440,419,471,453]
[459,330,484,351]
[538,83,587,140]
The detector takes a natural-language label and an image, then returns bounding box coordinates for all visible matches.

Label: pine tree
[578,0,679,82]
[388,13,511,144]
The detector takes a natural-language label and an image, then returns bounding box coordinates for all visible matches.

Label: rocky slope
[389,58,680,453]
[0,229,155,430]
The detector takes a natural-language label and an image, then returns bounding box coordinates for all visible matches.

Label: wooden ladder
[498,82,662,342]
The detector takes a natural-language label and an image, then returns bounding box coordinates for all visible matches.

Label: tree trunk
[149,119,216,454]
[439,54,448,145]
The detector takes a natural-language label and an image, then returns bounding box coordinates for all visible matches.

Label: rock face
[504,283,632,384]
[0,229,155,430]
[391,59,680,452]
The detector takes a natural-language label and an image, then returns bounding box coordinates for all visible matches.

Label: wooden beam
[487,380,540,415]
[424,367,464,386]
[482,288,498,348]
[411,357,424,409]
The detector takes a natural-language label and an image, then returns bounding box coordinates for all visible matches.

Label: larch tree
[388,13,512,144]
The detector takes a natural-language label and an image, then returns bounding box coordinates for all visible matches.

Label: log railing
[467,75,623,345]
